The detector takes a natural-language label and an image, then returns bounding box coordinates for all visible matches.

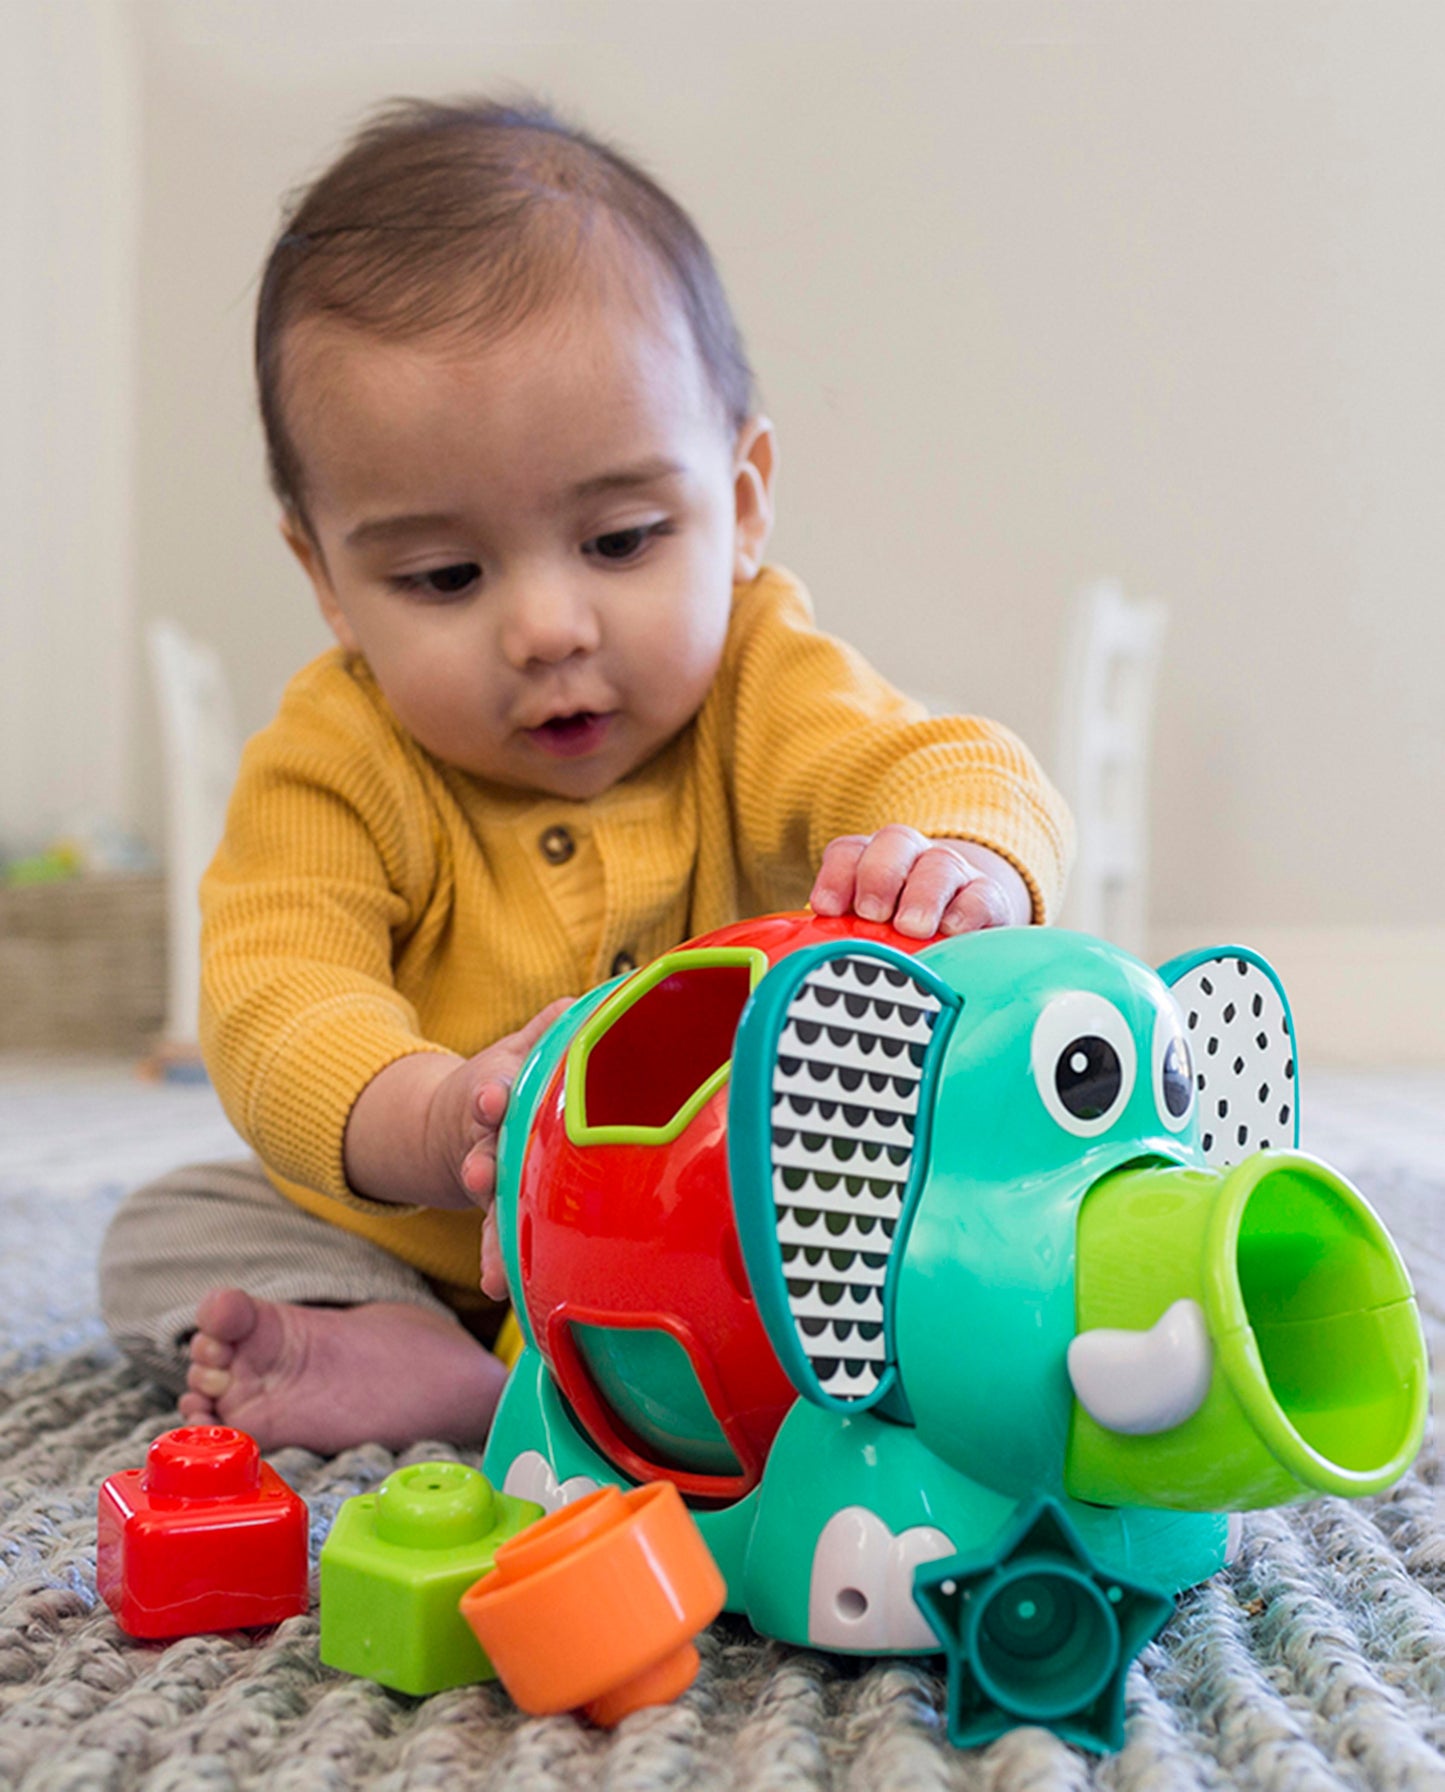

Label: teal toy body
[320,1462,542,1695]
[482,916,1427,1751]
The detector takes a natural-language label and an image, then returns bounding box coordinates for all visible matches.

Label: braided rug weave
[1,1060,1441,1791]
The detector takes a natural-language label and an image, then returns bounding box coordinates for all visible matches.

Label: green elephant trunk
[1066,1152,1428,1511]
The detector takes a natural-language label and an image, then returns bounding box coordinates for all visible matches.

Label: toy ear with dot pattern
[727,940,961,1418]
[1156,946,1299,1169]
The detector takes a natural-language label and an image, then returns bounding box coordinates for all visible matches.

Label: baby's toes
[188,1330,235,1370]
[177,1389,218,1425]
[186,1360,231,1400]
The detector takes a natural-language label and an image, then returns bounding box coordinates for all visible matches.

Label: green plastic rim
[374,1462,497,1549]
[964,1559,1119,1721]
[564,947,769,1146]
[1203,1151,1427,1497]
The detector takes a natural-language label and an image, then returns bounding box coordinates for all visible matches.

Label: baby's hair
[256,95,754,528]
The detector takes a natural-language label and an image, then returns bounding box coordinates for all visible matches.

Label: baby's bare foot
[179,1288,507,1454]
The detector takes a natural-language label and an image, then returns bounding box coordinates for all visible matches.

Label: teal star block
[912,1497,1176,1754]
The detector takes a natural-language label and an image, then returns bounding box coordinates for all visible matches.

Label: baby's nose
[500,575,601,668]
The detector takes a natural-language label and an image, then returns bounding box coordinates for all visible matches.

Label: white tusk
[1067,1297,1213,1435]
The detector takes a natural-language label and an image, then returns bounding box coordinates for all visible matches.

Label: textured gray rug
[1,1062,1442,1790]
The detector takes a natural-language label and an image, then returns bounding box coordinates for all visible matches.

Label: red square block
[97,1426,308,1638]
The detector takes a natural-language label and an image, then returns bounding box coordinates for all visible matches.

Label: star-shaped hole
[912,1497,1175,1754]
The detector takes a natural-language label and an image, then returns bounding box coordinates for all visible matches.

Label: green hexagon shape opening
[565,947,769,1146]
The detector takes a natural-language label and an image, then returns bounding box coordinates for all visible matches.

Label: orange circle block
[458,1483,726,1725]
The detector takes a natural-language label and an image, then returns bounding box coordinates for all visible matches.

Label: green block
[320,1461,543,1695]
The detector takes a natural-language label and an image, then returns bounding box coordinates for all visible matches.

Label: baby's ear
[732,416,777,583]
[280,513,359,653]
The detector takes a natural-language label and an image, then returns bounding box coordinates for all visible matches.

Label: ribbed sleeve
[200,659,453,1209]
[714,573,1073,921]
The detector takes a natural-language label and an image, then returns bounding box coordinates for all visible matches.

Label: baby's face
[280,290,772,799]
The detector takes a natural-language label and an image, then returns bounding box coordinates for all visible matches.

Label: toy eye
[1031,992,1137,1137]
[1153,1006,1195,1132]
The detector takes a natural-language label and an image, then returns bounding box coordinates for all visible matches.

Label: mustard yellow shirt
[200,567,1073,1290]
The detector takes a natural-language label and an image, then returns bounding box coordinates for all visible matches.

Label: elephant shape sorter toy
[481,912,1427,1751]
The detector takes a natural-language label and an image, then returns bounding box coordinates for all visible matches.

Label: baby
[99,97,1072,1456]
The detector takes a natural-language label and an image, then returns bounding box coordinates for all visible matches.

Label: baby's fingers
[939,872,1014,935]
[851,825,930,923]
[809,835,869,917]
[514,995,579,1050]
[492,997,577,1079]
[481,1212,509,1301]
[469,997,577,1129]
[894,843,979,938]
[460,1138,498,1202]
[472,1077,510,1130]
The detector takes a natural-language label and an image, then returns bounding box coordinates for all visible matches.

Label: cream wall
[12,0,1445,1061]
[1,1,138,852]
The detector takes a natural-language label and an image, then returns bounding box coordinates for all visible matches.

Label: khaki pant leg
[98,1157,454,1392]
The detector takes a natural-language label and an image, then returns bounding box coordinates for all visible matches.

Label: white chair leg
[1054,582,1167,958]
[147,621,239,1063]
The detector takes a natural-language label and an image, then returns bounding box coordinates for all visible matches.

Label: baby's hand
[809,826,1030,938]
[434,997,576,1299]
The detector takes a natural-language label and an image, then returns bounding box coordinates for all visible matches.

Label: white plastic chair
[1054,582,1167,958]
[147,621,240,1061]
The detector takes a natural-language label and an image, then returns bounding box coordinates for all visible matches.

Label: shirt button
[539,825,575,865]
[610,949,639,977]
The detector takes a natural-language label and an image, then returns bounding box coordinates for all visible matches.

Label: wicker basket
[0,874,167,1053]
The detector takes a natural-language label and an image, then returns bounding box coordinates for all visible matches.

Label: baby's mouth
[526,711,616,759]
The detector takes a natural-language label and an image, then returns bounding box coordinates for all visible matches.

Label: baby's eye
[585,523,669,563]
[392,562,481,599]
